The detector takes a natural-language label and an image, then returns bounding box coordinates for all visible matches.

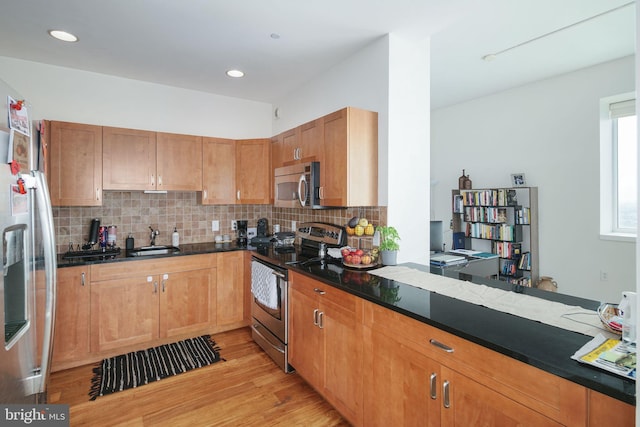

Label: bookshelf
[452,187,538,286]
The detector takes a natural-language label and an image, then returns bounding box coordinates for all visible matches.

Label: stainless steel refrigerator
[0,77,57,403]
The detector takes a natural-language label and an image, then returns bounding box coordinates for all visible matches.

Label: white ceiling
[0,0,634,109]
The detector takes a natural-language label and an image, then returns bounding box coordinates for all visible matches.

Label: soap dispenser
[619,291,636,346]
[172,227,180,247]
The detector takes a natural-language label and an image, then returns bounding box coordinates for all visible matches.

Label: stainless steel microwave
[274,162,322,209]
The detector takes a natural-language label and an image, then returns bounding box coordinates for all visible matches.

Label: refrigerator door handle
[33,171,57,394]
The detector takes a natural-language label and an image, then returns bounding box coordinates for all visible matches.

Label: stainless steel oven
[250,222,346,373]
[250,256,293,373]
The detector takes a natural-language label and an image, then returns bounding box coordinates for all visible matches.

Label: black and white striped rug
[89,335,222,400]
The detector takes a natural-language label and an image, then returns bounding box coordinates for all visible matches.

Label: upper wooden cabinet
[103,126,156,190]
[102,128,202,191]
[272,118,324,170]
[48,121,103,206]
[320,107,378,207]
[235,138,271,204]
[201,137,236,204]
[156,132,203,191]
[201,138,270,205]
[299,117,324,163]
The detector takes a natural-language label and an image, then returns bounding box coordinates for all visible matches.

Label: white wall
[0,56,272,139]
[273,35,390,205]
[431,55,635,303]
[274,33,431,263]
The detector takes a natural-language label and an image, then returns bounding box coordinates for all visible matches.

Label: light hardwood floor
[48,327,349,426]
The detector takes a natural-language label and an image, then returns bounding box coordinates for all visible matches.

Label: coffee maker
[257,218,269,237]
[236,220,248,247]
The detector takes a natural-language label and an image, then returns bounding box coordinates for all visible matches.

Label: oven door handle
[271,270,286,280]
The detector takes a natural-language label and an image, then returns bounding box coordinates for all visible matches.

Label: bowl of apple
[341,247,379,269]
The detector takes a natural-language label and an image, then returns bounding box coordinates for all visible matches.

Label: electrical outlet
[231,220,237,231]
[211,220,219,232]
[292,220,297,231]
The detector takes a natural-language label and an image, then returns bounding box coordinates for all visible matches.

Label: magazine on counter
[571,334,636,380]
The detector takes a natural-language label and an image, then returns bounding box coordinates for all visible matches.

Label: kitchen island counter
[281,259,635,406]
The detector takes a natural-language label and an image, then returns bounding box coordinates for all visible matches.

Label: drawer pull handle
[443,380,450,408]
[318,311,324,329]
[430,373,437,399]
[313,309,319,326]
[313,288,326,295]
[430,339,454,353]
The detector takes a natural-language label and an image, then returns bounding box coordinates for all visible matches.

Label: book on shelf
[516,207,530,225]
[501,259,518,276]
[505,276,531,287]
[452,232,465,249]
[518,252,531,270]
[494,242,521,259]
[465,223,516,241]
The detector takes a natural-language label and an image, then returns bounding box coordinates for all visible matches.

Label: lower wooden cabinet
[216,251,245,327]
[53,252,250,369]
[90,274,160,352]
[90,255,217,353]
[38,268,91,370]
[362,326,440,427]
[288,271,363,426]
[51,266,90,371]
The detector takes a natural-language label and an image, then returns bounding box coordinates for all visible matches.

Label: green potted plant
[376,225,400,266]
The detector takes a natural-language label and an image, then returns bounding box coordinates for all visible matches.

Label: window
[600,94,637,240]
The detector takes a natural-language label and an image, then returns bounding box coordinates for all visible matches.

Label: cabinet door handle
[443,380,450,409]
[318,311,324,329]
[96,188,100,201]
[81,272,85,286]
[158,175,162,186]
[162,280,166,292]
[237,190,241,200]
[313,288,326,295]
[430,339,454,353]
[203,189,207,200]
[153,281,158,293]
[150,174,155,186]
[313,309,319,326]
[430,373,437,400]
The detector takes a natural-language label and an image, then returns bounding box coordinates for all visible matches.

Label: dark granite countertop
[56,241,246,267]
[57,244,635,405]
[251,252,635,406]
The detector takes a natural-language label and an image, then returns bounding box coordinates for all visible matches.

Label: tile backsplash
[54,191,386,253]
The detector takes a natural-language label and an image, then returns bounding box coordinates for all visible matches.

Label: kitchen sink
[127,245,181,257]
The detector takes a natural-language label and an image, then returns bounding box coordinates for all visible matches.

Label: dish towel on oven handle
[251,261,279,310]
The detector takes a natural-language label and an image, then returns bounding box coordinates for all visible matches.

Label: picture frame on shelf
[511,173,526,187]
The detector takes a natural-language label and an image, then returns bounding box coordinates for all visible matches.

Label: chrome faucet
[149,226,159,246]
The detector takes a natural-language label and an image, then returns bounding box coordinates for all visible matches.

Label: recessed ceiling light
[48,30,78,42]
[226,69,245,78]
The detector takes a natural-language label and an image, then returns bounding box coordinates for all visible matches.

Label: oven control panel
[296,222,346,247]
